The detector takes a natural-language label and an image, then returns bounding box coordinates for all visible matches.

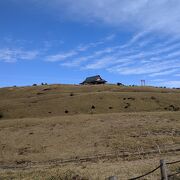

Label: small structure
[81,75,107,85]
[141,80,146,86]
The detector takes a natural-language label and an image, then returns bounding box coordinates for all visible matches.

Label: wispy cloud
[29,0,180,34]
[46,51,77,62]
[45,30,180,82]
[0,48,39,63]
[46,34,115,62]
[149,69,179,77]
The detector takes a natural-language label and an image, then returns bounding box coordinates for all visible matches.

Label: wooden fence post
[160,159,168,180]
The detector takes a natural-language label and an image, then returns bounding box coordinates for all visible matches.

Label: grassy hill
[0,84,180,179]
[0,84,180,119]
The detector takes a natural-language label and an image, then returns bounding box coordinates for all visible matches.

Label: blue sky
[0,0,180,87]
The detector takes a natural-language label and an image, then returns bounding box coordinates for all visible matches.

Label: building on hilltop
[80,75,107,85]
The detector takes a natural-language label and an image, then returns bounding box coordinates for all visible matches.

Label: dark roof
[81,75,107,84]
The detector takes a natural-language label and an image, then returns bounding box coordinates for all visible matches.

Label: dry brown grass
[0,84,179,119]
[0,155,180,180]
[0,84,179,179]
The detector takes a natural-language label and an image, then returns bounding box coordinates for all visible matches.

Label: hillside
[0,84,180,119]
[0,84,180,179]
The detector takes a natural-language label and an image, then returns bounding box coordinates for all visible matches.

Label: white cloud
[46,51,77,62]
[55,31,180,79]
[149,69,179,77]
[46,34,115,62]
[0,48,39,63]
[29,0,180,34]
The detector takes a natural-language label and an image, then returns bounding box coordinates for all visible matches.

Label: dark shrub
[70,92,74,96]
[128,97,135,100]
[109,107,113,109]
[91,105,95,109]
[151,96,156,100]
[0,113,3,119]
[164,105,180,111]
[42,88,51,91]
[33,84,37,86]
[65,110,69,114]
[124,103,130,109]
[117,82,124,86]
[37,92,44,95]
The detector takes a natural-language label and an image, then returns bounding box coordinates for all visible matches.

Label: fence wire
[167,160,180,165]
[168,171,180,178]
[128,165,161,180]
[129,159,180,180]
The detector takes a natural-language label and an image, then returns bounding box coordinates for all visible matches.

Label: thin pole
[160,159,168,180]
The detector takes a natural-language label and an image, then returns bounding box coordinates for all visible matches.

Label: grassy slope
[0,84,180,179]
[0,84,180,119]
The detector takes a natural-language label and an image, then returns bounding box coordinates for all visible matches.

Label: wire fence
[127,159,180,180]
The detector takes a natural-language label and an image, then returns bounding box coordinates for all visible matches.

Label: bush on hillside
[41,83,48,85]
[70,92,74,96]
[117,82,124,86]
[0,113,3,119]
[65,110,69,114]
